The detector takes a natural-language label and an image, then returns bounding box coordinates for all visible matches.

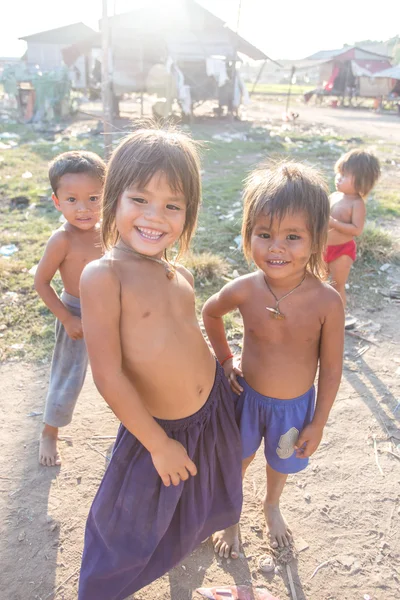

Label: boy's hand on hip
[295,423,324,458]
[151,439,197,487]
[223,357,243,395]
[63,315,84,340]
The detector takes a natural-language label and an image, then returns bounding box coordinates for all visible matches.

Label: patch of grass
[367,190,400,219]
[357,223,397,264]
[1,118,399,361]
[246,83,314,95]
[183,252,228,282]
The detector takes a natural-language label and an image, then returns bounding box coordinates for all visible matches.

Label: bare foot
[212,523,240,559]
[264,503,292,548]
[39,425,61,467]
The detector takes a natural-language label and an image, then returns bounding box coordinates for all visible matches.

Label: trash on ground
[0,244,18,256]
[196,586,280,600]
[258,554,275,573]
[379,263,391,272]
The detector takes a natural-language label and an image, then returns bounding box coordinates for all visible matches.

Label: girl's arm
[295,287,344,458]
[80,261,197,487]
[202,279,246,392]
[34,232,82,339]
[329,199,366,237]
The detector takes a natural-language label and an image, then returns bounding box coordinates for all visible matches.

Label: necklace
[115,240,176,279]
[264,273,306,319]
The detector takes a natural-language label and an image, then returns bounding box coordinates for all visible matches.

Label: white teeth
[269,260,286,264]
[137,227,163,240]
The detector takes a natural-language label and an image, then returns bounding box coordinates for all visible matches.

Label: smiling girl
[203,162,344,557]
[78,126,242,600]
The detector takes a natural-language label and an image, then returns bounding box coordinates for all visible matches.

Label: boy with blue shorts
[203,162,344,556]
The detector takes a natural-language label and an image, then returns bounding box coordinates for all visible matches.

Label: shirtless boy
[34,151,105,466]
[203,162,344,556]
[326,149,380,310]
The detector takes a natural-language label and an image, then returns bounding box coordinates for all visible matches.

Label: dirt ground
[1,99,400,600]
[81,94,400,145]
[244,98,400,144]
[1,282,400,600]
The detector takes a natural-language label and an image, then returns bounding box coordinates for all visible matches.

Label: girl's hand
[223,356,243,395]
[63,315,84,340]
[151,439,197,487]
[295,423,324,458]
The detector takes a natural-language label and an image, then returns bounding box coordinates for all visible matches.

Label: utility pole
[102,0,113,158]
[230,0,242,119]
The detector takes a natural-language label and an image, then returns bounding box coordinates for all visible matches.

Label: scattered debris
[286,564,298,600]
[10,195,30,208]
[43,568,80,600]
[27,411,43,417]
[86,442,110,462]
[373,434,384,476]
[379,263,391,272]
[0,244,18,256]
[196,586,279,600]
[309,559,334,579]
[355,345,370,358]
[18,531,26,542]
[295,537,309,553]
[345,316,357,330]
[345,330,378,345]
[258,554,275,573]
[10,344,24,350]
[234,235,242,249]
[28,264,38,276]
[21,171,33,179]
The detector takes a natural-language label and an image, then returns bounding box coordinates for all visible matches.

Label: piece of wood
[101,0,113,158]
[346,330,378,345]
[87,442,110,462]
[286,563,298,600]
[373,435,384,476]
[310,559,332,579]
[43,568,79,600]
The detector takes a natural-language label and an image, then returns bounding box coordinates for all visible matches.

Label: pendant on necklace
[266,306,285,320]
[166,265,176,280]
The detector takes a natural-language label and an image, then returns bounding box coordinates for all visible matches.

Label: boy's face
[116,171,187,258]
[250,211,313,282]
[335,171,357,196]
[52,173,102,230]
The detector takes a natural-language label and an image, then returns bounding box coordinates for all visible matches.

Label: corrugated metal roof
[19,22,96,45]
[374,64,400,80]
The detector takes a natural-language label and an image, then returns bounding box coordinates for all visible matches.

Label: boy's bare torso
[58,223,102,297]
[238,271,330,399]
[328,192,362,246]
[104,252,216,420]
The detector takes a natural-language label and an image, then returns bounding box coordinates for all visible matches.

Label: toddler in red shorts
[326,149,380,317]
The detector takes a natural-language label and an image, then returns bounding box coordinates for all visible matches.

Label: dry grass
[357,223,398,264]
[183,252,228,281]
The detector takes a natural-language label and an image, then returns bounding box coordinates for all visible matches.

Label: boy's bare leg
[39,424,61,466]
[212,453,255,559]
[264,464,292,548]
[328,255,353,309]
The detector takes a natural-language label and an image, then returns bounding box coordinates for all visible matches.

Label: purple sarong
[78,362,243,600]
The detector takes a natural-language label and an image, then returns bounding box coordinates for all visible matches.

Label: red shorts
[324,240,356,264]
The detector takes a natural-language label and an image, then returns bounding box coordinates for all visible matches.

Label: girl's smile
[116,172,187,258]
[251,211,313,283]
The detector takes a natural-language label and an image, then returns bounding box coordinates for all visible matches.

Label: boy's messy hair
[102,122,202,255]
[49,151,106,195]
[242,161,330,280]
[335,149,381,197]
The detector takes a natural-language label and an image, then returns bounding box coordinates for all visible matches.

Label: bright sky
[1,0,399,60]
